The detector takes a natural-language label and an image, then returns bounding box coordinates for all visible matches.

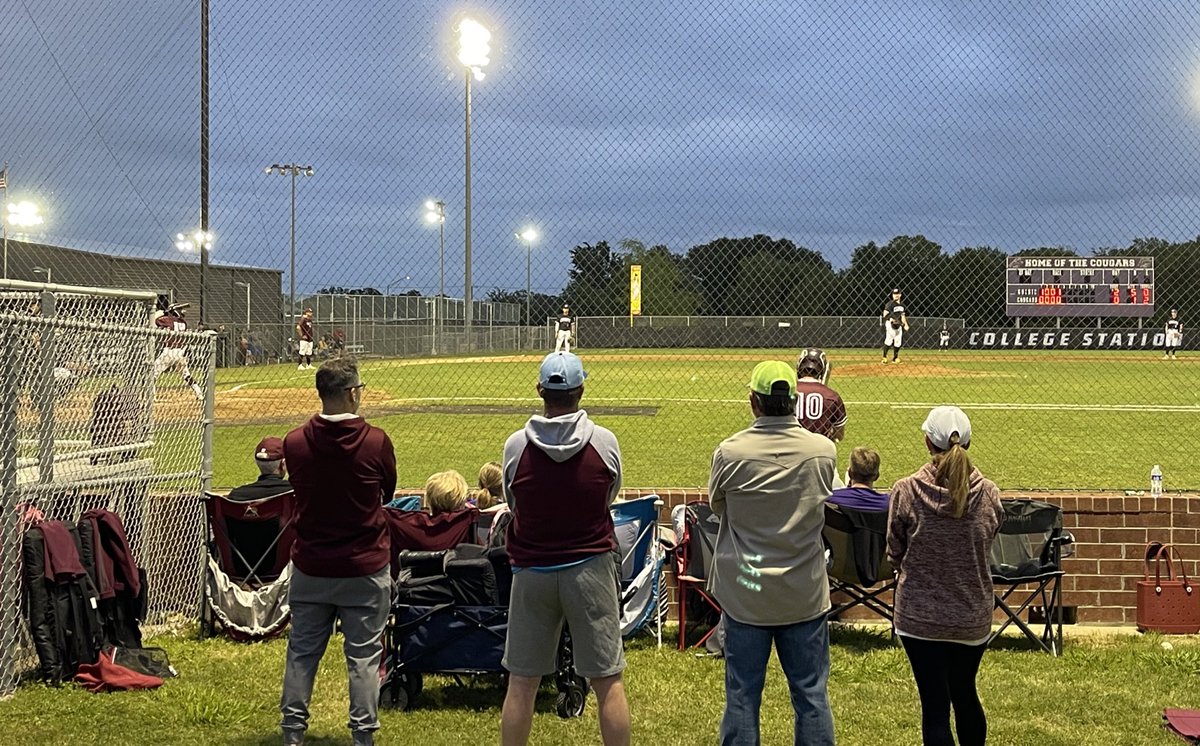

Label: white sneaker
[1164,355,1170,359]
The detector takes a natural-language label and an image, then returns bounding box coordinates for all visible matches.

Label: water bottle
[1150,465,1163,497]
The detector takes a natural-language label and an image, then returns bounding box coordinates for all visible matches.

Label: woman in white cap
[886,406,1004,746]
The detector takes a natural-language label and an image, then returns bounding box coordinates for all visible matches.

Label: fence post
[0,320,22,696]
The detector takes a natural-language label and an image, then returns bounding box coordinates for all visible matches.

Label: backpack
[22,521,105,682]
[77,510,147,649]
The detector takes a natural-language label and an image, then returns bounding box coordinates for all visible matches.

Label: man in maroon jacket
[279,358,395,746]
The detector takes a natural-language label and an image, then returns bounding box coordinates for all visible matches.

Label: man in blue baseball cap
[499,352,629,746]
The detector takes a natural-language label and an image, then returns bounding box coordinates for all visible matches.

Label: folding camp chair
[611,496,668,645]
[822,503,895,622]
[988,499,1074,655]
[200,490,297,640]
[671,501,723,651]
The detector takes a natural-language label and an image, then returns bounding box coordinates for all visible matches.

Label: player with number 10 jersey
[794,348,847,442]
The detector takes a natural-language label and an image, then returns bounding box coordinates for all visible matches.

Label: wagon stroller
[377,508,589,718]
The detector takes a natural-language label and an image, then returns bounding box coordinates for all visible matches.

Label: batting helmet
[796,348,830,384]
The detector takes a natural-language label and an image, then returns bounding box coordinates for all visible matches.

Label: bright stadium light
[457,17,492,342]
[516,226,540,339]
[457,18,491,81]
[424,199,446,355]
[175,230,214,255]
[6,201,44,228]
[4,200,46,279]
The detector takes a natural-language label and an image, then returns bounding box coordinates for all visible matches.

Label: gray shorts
[503,553,626,680]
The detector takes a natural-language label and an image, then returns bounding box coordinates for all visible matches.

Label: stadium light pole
[424,199,445,354]
[516,227,539,339]
[458,18,490,345]
[264,164,314,326]
[234,281,251,329]
[5,201,44,279]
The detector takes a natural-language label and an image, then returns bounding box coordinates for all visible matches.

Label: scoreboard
[1006,256,1155,317]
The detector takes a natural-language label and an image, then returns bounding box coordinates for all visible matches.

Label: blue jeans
[720,613,835,746]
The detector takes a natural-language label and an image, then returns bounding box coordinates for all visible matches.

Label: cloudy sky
[4,0,1200,297]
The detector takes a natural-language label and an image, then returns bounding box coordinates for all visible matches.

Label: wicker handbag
[1137,542,1200,635]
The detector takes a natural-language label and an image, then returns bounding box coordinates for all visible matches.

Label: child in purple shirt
[828,446,888,512]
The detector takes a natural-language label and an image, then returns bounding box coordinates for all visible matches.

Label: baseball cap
[921,406,972,450]
[748,360,797,397]
[539,352,587,390]
[892,288,901,294]
[254,436,284,461]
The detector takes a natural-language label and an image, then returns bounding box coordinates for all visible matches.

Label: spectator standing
[499,352,629,746]
[227,437,293,502]
[828,447,889,511]
[709,360,837,746]
[279,358,397,746]
[886,406,1004,746]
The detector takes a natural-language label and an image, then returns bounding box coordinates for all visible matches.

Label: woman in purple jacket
[886,406,1004,746]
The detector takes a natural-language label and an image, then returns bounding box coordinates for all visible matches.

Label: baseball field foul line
[371,396,1200,413]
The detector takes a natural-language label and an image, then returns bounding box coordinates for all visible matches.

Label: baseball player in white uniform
[881,288,910,364]
[554,305,574,353]
[1164,308,1183,359]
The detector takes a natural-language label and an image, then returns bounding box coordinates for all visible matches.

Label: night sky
[4,1,1200,297]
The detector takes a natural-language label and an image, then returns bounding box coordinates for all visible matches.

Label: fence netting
[3,1,1199,508]
[0,284,212,695]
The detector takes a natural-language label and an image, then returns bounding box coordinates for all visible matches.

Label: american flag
[0,168,6,190]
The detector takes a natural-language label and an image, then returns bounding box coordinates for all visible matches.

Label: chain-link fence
[0,281,213,696]
[4,1,1200,504]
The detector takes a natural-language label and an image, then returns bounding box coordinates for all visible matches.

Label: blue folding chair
[610,495,667,646]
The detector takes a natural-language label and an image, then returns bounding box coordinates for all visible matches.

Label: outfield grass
[2,627,1196,744]
[208,348,1198,492]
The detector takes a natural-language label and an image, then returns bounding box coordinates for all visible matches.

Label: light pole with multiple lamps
[457,18,490,343]
[264,163,314,326]
[424,199,446,354]
[5,201,44,279]
[234,281,251,329]
[175,229,214,277]
[516,227,539,347]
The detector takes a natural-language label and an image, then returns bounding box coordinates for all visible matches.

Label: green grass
[2,627,1196,744]
[208,348,1200,491]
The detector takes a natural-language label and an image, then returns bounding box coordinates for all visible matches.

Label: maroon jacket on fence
[283,415,397,577]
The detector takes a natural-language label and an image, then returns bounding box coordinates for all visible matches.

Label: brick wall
[615,488,1200,625]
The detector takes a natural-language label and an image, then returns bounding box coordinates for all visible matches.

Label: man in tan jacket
[708,360,836,746]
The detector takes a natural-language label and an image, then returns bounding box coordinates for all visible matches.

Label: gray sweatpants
[280,565,391,737]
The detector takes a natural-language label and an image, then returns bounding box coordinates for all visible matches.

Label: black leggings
[899,636,987,746]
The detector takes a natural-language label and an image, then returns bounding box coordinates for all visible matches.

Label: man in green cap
[708,360,837,745]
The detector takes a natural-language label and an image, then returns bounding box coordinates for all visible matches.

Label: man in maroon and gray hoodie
[279,357,395,746]
[499,351,630,746]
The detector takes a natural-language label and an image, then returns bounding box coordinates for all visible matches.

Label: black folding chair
[823,503,895,622]
[988,499,1074,655]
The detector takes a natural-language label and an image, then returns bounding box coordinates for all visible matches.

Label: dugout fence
[0,280,214,697]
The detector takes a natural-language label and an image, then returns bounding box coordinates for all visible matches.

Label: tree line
[487,234,1197,328]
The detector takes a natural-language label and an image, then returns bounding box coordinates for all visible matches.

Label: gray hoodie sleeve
[589,424,623,505]
[501,429,528,508]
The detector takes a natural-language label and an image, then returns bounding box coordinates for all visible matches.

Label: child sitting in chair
[828,447,889,511]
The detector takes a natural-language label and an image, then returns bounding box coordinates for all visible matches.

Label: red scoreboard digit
[1110,288,1121,304]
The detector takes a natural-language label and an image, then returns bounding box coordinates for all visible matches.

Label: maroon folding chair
[200,491,297,640]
